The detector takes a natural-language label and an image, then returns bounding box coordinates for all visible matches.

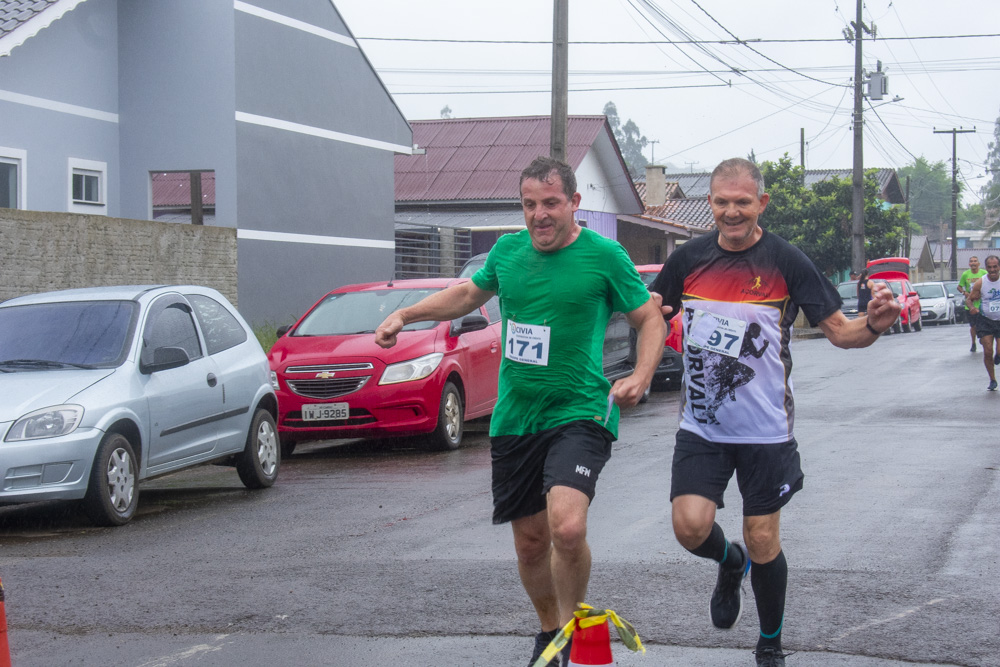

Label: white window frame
[0,147,27,210]
[68,157,107,215]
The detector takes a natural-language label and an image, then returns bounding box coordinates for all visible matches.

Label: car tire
[426,381,463,451]
[638,383,651,404]
[913,314,922,331]
[83,432,139,527]
[890,317,902,334]
[236,409,280,489]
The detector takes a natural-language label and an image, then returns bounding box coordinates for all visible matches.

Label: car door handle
[207,373,217,387]
[490,342,498,353]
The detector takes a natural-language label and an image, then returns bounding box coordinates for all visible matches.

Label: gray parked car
[0,285,279,526]
[913,281,956,325]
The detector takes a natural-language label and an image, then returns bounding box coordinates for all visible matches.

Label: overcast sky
[335,0,1000,205]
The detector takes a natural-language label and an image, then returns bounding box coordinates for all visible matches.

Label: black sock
[688,522,744,570]
[751,550,787,651]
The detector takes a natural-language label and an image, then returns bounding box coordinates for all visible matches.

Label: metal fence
[394,223,474,279]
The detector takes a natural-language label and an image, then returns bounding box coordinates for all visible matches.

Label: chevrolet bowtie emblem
[315,371,336,379]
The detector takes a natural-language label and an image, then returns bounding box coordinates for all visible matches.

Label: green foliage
[252,322,281,353]
[896,157,955,233]
[603,101,649,178]
[759,155,908,275]
[981,106,1000,233]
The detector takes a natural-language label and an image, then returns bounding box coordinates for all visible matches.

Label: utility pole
[850,0,871,274]
[649,139,660,165]
[933,127,976,279]
[550,0,568,161]
[800,128,805,169]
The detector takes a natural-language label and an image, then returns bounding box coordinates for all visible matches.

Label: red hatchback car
[268,279,502,454]
[635,264,683,387]
[867,257,922,334]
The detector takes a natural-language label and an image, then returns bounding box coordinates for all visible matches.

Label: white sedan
[913,281,956,326]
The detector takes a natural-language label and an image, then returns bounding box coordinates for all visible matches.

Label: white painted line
[237,228,395,250]
[0,88,118,123]
[234,1,356,48]
[235,111,412,154]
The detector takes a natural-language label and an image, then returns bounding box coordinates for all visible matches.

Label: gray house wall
[0,0,120,215]
[232,0,411,325]
[0,0,411,328]
[117,1,238,228]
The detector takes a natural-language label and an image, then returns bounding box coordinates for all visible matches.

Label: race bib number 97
[505,320,550,366]
[687,310,748,358]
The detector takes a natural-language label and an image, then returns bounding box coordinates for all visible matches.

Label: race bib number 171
[505,320,550,366]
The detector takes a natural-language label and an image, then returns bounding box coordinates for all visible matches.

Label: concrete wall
[0,209,237,305]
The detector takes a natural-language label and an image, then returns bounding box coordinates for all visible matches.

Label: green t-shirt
[471,228,650,438]
[959,268,988,308]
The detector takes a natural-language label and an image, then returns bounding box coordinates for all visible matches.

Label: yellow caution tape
[531,603,644,667]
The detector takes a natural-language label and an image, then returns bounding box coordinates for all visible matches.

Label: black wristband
[865,320,882,336]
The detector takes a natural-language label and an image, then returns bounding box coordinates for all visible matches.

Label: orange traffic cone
[0,577,10,667]
[566,617,615,667]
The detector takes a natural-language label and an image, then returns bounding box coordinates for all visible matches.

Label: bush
[253,322,281,353]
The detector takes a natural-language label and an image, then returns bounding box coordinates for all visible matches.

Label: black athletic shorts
[975,313,1000,339]
[670,428,804,517]
[491,419,614,525]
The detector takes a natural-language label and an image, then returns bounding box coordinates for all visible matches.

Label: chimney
[645,164,666,207]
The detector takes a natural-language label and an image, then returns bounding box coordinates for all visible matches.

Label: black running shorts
[670,428,804,517]
[491,420,614,525]
[975,313,1000,339]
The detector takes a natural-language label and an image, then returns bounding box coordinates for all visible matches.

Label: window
[141,297,203,370]
[67,158,107,214]
[187,294,247,355]
[151,170,215,225]
[0,147,26,209]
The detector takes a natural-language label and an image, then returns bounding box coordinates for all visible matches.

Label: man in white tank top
[966,255,1000,391]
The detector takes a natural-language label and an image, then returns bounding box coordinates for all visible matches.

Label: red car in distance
[866,257,922,334]
[635,264,683,388]
[268,278,502,455]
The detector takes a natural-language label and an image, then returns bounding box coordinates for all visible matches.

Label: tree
[440,105,453,119]
[759,155,908,275]
[979,105,1000,232]
[603,101,649,178]
[896,157,955,236]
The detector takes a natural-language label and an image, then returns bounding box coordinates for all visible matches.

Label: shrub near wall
[0,209,238,305]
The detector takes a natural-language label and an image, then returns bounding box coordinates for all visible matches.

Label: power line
[355,33,1000,45]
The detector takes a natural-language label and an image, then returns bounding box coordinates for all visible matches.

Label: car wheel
[280,439,297,458]
[913,314,922,331]
[638,382,651,404]
[891,318,902,334]
[236,409,280,489]
[426,381,463,451]
[83,432,139,527]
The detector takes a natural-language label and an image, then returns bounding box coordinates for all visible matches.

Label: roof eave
[0,0,89,58]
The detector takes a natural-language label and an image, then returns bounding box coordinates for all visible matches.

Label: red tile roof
[395,116,613,202]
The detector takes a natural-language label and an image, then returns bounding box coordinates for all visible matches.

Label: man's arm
[612,297,667,407]
[967,278,983,314]
[818,279,901,348]
[375,281,495,348]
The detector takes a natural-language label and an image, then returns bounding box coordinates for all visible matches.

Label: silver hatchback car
[0,285,279,526]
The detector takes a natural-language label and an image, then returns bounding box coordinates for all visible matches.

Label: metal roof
[653,168,906,204]
[0,0,86,57]
[394,209,525,231]
[151,171,216,207]
[640,198,715,230]
[395,116,626,204]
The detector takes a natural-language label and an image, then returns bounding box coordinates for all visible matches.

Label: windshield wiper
[0,358,98,370]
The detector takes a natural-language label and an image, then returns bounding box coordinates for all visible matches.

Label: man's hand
[864,280,901,332]
[375,313,405,348]
[650,291,675,319]
[609,375,647,409]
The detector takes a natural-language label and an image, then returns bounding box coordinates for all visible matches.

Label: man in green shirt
[375,156,666,666]
[958,256,988,352]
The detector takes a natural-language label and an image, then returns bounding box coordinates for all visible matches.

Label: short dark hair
[985,255,999,266]
[710,158,765,197]
[520,156,577,200]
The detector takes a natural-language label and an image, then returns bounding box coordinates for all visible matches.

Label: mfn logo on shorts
[575,465,591,478]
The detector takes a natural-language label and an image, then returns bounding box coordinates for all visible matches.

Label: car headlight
[6,405,84,441]
[270,371,279,390]
[380,352,444,385]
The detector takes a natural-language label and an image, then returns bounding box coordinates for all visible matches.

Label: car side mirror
[142,346,190,374]
[452,314,488,336]
[908,291,918,297]
[277,324,291,338]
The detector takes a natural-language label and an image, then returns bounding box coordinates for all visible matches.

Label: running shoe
[754,647,787,666]
[989,380,998,392]
[528,629,558,666]
[972,343,978,352]
[710,541,750,629]
[994,353,1000,366]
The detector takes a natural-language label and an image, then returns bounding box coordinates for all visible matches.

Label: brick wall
[0,209,238,305]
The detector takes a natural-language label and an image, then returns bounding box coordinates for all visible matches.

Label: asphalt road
[1,322,997,666]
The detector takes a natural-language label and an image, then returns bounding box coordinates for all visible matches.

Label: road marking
[816,597,954,648]
[135,635,230,667]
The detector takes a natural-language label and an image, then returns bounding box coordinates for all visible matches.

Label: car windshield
[0,300,136,369]
[457,255,487,279]
[294,288,443,336]
[943,280,959,297]
[881,280,902,296]
[914,284,946,299]
[837,283,856,299]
